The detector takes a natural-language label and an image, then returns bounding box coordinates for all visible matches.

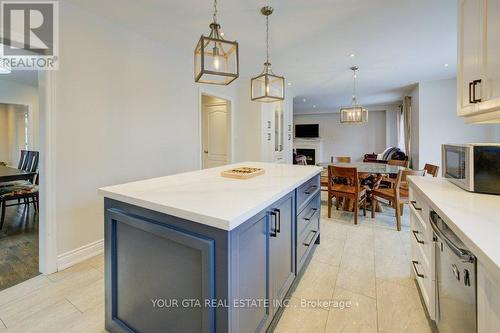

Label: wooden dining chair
[387,159,409,168]
[371,169,426,231]
[424,163,439,177]
[331,156,351,163]
[328,166,367,224]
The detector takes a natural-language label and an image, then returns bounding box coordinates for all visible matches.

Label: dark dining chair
[0,173,39,229]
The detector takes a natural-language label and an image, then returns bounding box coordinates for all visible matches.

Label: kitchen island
[99,162,322,333]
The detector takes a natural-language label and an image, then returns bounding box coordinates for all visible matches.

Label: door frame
[198,88,235,169]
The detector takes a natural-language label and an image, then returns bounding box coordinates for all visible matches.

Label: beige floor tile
[320,218,352,241]
[85,254,105,273]
[293,258,338,303]
[374,228,407,258]
[375,252,413,289]
[47,259,103,283]
[376,279,432,333]
[312,237,345,267]
[274,297,329,333]
[4,299,81,333]
[324,287,377,333]
[59,303,106,333]
[66,277,104,313]
[336,250,376,299]
[0,275,51,307]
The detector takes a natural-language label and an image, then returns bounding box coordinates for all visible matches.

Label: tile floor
[0,203,434,333]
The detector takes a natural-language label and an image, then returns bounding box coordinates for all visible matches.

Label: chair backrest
[295,155,307,165]
[388,159,409,168]
[22,151,39,173]
[328,165,359,193]
[394,169,426,197]
[18,150,28,169]
[331,156,351,163]
[424,163,439,177]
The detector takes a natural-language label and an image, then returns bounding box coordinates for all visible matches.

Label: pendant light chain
[266,13,270,64]
[352,67,358,105]
[213,0,218,24]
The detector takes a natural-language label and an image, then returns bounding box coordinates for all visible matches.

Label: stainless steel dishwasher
[430,211,476,333]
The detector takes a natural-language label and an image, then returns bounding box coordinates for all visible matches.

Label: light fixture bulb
[213,46,220,70]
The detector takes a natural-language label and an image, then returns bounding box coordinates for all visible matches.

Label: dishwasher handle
[430,216,474,263]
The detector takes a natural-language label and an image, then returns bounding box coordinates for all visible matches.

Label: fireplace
[296,148,316,165]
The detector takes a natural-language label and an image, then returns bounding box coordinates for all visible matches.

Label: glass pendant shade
[194,1,239,85]
[340,105,368,123]
[251,6,285,102]
[340,66,368,124]
[251,63,285,102]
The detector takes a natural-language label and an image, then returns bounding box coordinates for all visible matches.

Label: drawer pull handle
[412,230,425,244]
[304,185,317,195]
[270,211,278,237]
[273,208,281,234]
[303,230,317,247]
[304,208,318,221]
[410,201,422,211]
[412,260,425,278]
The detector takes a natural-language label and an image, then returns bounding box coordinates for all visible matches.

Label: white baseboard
[57,239,104,271]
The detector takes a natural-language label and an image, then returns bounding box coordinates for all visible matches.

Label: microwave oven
[442,144,500,195]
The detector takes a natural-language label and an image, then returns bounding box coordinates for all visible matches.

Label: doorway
[0,71,41,290]
[201,94,230,169]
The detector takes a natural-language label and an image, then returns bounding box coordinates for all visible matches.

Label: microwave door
[445,148,466,180]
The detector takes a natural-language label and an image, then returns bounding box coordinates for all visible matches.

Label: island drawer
[297,210,320,272]
[297,174,320,213]
[297,193,320,239]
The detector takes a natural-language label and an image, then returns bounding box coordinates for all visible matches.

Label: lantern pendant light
[340,66,368,124]
[251,6,285,102]
[194,0,239,85]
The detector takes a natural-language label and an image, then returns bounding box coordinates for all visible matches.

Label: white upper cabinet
[458,0,500,123]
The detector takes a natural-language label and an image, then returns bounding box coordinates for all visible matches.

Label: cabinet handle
[304,208,318,221]
[303,230,317,247]
[288,134,291,141]
[273,208,281,234]
[267,133,271,141]
[267,121,271,129]
[469,81,474,104]
[412,230,425,244]
[410,201,421,211]
[412,260,425,278]
[304,185,317,195]
[270,211,278,237]
[288,125,291,131]
[472,79,482,103]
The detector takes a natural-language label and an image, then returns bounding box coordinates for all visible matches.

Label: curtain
[402,96,412,167]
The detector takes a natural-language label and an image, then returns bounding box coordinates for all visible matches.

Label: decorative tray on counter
[220,167,265,179]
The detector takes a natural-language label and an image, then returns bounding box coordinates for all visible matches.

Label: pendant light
[251,6,285,102]
[340,66,368,124]
[194,0,239,85]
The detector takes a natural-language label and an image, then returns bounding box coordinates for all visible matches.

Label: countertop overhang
[99,162,322,231]
[408,176,500,284]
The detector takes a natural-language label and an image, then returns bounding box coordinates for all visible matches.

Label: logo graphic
[1,1,59,70]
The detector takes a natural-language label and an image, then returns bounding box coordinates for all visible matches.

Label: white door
[202,103,228,169]
[458,0,483,115]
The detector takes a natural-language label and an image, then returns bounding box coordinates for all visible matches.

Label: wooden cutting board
[221,167,265,179]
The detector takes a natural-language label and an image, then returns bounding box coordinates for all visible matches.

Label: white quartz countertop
[408,176,500,283]
[99,162,322,231]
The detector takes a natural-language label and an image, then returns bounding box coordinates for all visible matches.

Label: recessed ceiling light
[313,105,316,108]
[303,98,307,102]
[287,82,292,86]
[349,53,355,58]
[444,63,449,67]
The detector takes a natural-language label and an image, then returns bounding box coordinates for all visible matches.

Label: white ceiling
[0,70,38,87]
[66,0,457,112]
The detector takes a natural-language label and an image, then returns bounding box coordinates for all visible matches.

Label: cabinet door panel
[230,213,270,333]
[270,195,295,305]
[458,0,483,114]
[483,0,500,107]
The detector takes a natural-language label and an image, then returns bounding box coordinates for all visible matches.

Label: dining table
[317,161,409,212]
[0,165,36,183]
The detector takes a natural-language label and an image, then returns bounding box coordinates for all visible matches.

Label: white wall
[53,2,239,256]
[293,111,388,162]
[412,78,500,170]
[0,104,7,164]
[0,78,39,153]
[0,104,30,166]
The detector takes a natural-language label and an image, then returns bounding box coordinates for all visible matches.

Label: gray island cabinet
[99,162,322,333]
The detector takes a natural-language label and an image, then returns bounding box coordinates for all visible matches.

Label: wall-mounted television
[295,124,319,138]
